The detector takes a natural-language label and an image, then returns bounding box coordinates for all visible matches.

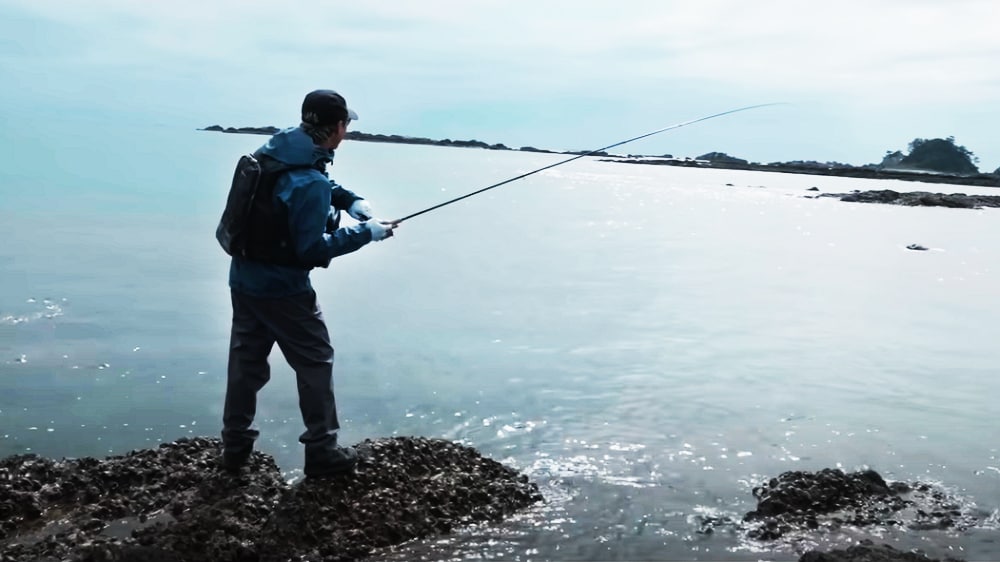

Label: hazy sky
[2,0,998,168]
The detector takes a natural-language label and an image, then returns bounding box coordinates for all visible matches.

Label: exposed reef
[0,436,542,562]
[611,157,1000,188]
[818,189,1000,209]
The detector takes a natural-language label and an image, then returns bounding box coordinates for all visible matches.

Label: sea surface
[1,121,999,561]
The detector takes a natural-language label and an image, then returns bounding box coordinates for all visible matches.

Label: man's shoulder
[284,167,328,184]
[275,167,329,203]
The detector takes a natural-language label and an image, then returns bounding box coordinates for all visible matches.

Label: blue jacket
[229,126,373,297]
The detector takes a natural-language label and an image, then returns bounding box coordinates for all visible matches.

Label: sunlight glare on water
[1,128,999,560]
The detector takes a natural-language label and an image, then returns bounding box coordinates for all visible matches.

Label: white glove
[365,219,395,242]
[348,199,374,221]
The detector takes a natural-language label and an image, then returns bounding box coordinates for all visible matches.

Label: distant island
[200,126,1000,188]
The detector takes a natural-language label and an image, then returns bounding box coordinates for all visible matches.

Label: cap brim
[347,108,359,121]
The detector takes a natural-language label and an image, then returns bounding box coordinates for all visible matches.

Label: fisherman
[220,89,395,477]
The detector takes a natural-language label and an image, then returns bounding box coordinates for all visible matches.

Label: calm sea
[1,120,998,561]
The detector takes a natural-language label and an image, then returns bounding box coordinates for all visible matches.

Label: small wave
[0,298,66,325]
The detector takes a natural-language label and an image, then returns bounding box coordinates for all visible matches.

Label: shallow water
[1,124,998,560]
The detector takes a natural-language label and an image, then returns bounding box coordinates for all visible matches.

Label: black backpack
[215,152,314,267]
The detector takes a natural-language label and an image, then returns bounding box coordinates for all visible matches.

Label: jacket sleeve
[330,179,363,211]
[285,175,373,267]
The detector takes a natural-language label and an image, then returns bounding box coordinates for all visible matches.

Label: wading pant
[222,289,341,461]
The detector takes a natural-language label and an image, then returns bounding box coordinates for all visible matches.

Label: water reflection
[2,143,1000,559]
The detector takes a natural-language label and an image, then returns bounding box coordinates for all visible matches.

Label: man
[221,89,395,477]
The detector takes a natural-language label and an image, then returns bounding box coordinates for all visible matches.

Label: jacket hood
[259,126,335,167]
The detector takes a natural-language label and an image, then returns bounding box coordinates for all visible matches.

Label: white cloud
[3,0,998,165]
[11,0,999,100]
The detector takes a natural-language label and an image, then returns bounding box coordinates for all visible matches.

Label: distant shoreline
[199,125,1000,189]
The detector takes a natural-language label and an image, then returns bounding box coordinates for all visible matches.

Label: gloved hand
[348,199,374,221]
[365,219,396,242]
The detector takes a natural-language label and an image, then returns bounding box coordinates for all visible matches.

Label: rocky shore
[199,125,1000,190]
[2,437,983,562]
[0,436,542,562]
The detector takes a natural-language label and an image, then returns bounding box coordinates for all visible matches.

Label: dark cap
[301,89,359,126]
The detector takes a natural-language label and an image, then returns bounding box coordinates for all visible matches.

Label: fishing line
[390,102,785,224]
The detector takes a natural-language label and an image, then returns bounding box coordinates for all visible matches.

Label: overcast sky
[2,0,998,169]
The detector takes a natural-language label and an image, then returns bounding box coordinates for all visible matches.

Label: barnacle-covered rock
[0,436,542,561]
[742,468,976,542]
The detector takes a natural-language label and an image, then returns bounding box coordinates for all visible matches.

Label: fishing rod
[390,102,784,224]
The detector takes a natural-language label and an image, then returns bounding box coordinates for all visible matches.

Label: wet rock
[0,436,542,562]
[822,189,1000,209]
[692,513,739,535]
[800,539,965,562]
[743,469,976,541]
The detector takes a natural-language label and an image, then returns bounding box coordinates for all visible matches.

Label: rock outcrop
[821,189,1000,209]
[799,539,965,562]
[742,468,975,541]
[0,436,542,562]
[201,125,280,135]
[611,157,1000,188]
